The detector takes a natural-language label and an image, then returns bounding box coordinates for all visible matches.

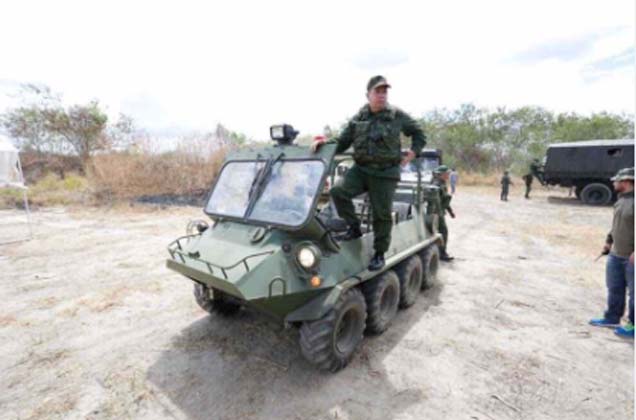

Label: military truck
[542,139,634,205]
[166,124,443,372]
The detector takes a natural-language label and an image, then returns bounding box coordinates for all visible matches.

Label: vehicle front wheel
[362,270,400,334]
[193,284,241,316]
[299,287,367,372]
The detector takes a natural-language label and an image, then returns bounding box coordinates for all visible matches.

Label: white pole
[16,153,33,239]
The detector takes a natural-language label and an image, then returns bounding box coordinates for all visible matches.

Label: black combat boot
[341,224,362,241]
[440,251,454,262]
[368,252,385,271]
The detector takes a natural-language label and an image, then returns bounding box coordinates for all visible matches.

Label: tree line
[419,104,634,173]
[2,85,633,175]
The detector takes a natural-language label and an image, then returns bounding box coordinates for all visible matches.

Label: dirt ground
[1,185,633,420]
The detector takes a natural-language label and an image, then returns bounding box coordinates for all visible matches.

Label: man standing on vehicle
[433,165,455,261]
[311,75,426,270]
[589,167,634,338]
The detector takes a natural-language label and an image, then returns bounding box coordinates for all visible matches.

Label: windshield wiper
[245,152,285,217]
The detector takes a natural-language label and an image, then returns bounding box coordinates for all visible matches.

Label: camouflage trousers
[500,186,509,201]
[330,165,398,254]
[439,215,449,254]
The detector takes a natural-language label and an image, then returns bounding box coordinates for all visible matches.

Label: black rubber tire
[580,183,612,205]
[362,270,400,334]
[395,256,423,308]
[420,244,440,290]
[193,284,241,316]
[299,287,367,372]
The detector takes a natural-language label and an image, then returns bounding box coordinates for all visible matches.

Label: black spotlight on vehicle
[270,124,299,146]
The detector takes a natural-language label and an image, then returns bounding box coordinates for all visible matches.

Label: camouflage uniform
[522,173,533,198]
[500,172,512,201]
[330,103,426,253]
[530,160,545,185]
[433,175,453,257]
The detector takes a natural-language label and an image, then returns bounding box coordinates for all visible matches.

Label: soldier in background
[530,158,545,185]
[450,168,458,194]
[433,165,455,261]
[522,172,533,199]
[500,170,513,201]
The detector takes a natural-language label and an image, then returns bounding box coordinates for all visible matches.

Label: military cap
[611,167,635,182]
[433,165,450,174]
[367,75,391,92]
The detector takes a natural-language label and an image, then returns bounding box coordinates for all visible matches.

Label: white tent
[0,134,33,242]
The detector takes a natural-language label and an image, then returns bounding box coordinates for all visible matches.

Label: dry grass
[89,140,226,200]
[2,139,228,208]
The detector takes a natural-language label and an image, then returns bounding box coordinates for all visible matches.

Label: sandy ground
[0,186,633,420]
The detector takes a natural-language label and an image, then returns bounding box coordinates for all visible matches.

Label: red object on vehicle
[314,135,326,142]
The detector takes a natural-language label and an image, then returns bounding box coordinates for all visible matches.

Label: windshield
[205,159,326,227]
[402,157,440,174]
[205,160,265,217]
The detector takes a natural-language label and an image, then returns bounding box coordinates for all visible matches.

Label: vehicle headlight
[297,245,320,269]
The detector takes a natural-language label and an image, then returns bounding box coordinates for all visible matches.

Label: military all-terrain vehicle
[541,139,634,205]
[166,124,443,372]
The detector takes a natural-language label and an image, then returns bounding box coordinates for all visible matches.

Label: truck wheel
[395,256,423,308]
[362,270,400,334]
[299,287,367,372]
[580,183,612,205]
[193,284,241,316]
[420,244,440,290]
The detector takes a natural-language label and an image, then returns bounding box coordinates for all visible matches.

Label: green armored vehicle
[167,124,443,372]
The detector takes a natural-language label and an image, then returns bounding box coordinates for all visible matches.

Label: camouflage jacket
[331,104,426,179]
[434,178,452,211]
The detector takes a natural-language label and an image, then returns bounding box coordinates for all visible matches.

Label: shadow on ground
[147,282,444,420]
[546,195,611,207]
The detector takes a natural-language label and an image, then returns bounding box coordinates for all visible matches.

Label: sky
[0,0,634,141]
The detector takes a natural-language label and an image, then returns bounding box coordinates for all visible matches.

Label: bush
[0,172,89,208]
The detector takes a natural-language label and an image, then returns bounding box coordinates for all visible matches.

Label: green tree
[0,84,62,153]
[43,101,109,169]
[553,112,634,141]
[420,104,633,173]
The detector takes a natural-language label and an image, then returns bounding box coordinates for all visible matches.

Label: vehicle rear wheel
[362,270,400,334]
[299,287,367,372]
[580,183,612,205]
[193,284,241,316]
[420,244,440,290]
[395,256,423,308]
